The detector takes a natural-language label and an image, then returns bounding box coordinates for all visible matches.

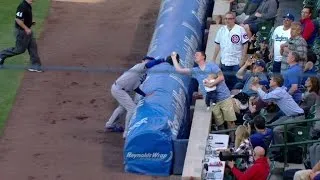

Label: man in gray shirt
[242,0,278,38]
[251,74,304,147]
[104,56,164,138]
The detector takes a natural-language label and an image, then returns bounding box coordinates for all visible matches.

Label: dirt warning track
[0,0,171,179]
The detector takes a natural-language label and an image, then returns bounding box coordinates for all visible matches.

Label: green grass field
[0,0,50,133]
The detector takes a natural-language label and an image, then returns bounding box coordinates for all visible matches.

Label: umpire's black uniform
[0,0,41,68]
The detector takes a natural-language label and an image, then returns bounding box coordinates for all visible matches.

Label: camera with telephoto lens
[219,151,250,161]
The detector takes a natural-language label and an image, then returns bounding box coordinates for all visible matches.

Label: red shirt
[300,18,315,43]
[231,157,270,180]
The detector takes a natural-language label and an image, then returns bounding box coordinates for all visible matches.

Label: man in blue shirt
[171,51,237,140]
[251,74,304,147]
[236,58,268,96]
[282,51,303,103]
[249,115,273,152]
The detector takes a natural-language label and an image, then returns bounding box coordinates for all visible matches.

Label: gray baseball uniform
[105,62,147,138]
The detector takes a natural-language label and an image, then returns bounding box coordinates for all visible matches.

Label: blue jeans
[221,64,240,90]
[272,61,281,73]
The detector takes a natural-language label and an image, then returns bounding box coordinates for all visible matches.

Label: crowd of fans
[181,0,320,179]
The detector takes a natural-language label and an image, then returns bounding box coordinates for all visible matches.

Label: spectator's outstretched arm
[236,59,253,79]
[256,88,281,102]
[171,53,191,75]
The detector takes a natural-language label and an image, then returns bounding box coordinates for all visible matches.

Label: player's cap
[259,80,270,89]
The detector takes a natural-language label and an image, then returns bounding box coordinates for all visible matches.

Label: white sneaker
[212,103,216,106]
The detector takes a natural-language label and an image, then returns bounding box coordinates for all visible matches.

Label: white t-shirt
[215,24,249,66]
[271,25,291,62]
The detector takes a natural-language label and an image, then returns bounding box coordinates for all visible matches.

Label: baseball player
[0,0,42,72]
[105,56,164,138]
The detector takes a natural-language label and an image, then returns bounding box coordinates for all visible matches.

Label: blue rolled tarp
[124,0,210,176]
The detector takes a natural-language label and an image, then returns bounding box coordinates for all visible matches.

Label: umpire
[105,56,164,139]
[0,0,42,72]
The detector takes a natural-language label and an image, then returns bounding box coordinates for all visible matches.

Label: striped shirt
[257,86,304,116]
[281,36,307,71]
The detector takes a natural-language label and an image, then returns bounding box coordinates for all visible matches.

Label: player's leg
[0,29,30,65]
[27,32,42,72]
[105,105,125,130]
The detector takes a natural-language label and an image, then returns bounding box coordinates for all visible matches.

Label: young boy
[203,74,218,110]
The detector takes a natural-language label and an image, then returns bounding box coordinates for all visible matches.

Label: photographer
[228,146,270,180]
[219,125,254,170]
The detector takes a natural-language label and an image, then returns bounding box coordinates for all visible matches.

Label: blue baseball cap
[283,13,295,21]
[255,60,266,68]
[259,80,270,89]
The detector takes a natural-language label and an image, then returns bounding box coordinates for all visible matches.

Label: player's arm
[171,53,191,75]
[145,58,165,69]
[134,87,146,97]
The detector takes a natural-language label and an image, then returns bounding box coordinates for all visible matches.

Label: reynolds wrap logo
[126,151,173,162]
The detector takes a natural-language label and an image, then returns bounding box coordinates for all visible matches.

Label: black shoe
[28,64,43,72]
[0,58,3,69]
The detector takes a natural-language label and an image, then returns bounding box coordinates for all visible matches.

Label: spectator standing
[300,7,317,47]
[213,12,249,90]
[171,51,237,142]
[269,13,293,73]
[280,22,308,72]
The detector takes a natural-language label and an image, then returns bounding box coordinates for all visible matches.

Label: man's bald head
[254,146,265,160]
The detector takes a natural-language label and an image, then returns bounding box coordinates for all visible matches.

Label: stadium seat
[256,18,276,44]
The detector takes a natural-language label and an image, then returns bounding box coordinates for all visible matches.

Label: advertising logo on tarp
[126,151,173,162]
